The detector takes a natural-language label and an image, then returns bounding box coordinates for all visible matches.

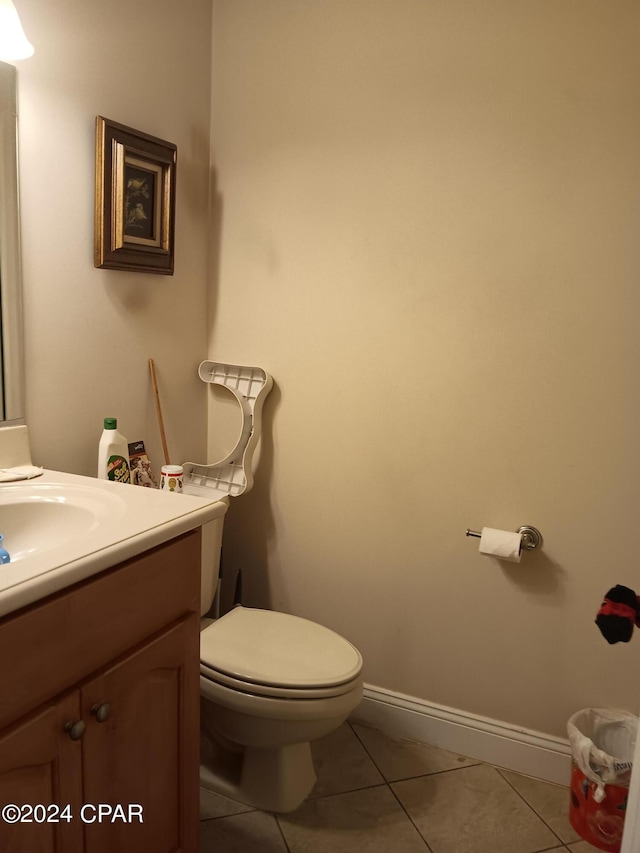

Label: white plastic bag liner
[567,708,637,803]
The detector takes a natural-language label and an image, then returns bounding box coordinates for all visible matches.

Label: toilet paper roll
[479,527,522,563]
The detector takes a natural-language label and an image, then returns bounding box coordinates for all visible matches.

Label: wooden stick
[149,358,170,465]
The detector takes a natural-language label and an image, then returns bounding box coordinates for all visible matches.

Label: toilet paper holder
[465,526,543,551]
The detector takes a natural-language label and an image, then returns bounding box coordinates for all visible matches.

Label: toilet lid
[200,606,362,689]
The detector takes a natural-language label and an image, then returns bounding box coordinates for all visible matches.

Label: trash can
[567,708,637,852]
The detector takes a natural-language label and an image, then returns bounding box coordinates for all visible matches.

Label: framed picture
[94,116,177,274]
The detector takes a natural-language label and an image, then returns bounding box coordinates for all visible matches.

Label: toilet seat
[200,663,361,700]
[200,606,363,699]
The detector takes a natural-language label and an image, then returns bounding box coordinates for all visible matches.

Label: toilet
[182,362,364,813]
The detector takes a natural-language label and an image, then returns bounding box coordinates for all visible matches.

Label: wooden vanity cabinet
[0,529,202,853]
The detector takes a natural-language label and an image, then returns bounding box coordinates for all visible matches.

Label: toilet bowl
[199,606,363,812]
[182,362,364,813]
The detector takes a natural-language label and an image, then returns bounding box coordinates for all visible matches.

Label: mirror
[0,59,25,424]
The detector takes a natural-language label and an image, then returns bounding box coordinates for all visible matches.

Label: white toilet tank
[199,509,227,616]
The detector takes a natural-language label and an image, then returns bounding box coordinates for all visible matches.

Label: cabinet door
[0,692,84,853]
[81,616,199,853]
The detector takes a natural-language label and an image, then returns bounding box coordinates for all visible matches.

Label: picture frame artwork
[94,116,177,274]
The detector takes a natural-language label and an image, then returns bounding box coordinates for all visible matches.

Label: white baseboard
[351,684,572,787]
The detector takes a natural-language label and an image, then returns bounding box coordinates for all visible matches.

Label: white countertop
[0,469,229,619]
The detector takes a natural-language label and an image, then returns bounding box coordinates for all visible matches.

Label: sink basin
[0,481,127,562]
[0,467,228,620]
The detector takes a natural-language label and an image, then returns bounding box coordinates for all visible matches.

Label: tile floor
[199,720,604,853]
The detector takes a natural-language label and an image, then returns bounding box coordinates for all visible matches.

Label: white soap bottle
[98,418,131,484]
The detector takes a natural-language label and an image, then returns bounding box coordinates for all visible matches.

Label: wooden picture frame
[94,116,177,275]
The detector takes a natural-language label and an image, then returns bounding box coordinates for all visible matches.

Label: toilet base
[200,740,317,813]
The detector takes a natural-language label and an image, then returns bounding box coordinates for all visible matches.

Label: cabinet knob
[91,702,112,723]
[64,720,86,741]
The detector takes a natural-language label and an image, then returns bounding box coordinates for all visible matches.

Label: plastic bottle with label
[98,418,131,484]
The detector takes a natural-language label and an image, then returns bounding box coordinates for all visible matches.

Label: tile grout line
[494,766,569,850]
[536,846,573,852]
[348,722,435,853]
[273,812,293,853]
[379,762,485,784]
[306,781,391,804]
[386,781,436,853]
[348,721,482,782]
[199,803,257,823]
[200,800,293,853]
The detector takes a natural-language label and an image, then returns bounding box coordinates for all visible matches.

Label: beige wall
[15,0,213,475]
[10,0,640,741]
[210,0,640,737]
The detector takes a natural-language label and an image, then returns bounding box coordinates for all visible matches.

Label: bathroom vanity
[0,531,201,852]
[0,467,228,853]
